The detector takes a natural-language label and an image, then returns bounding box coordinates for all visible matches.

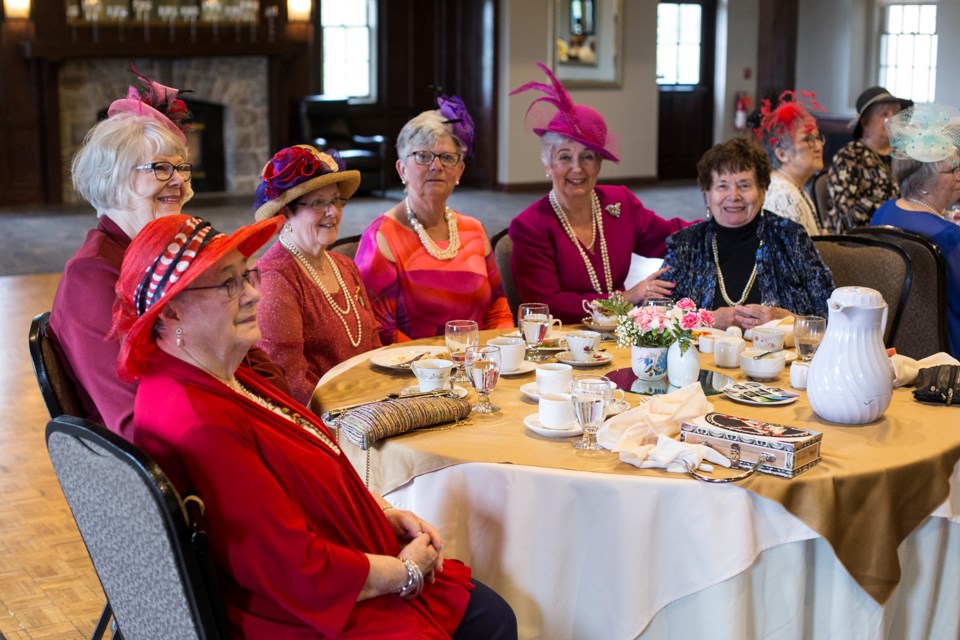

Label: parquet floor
[0,273,108,639]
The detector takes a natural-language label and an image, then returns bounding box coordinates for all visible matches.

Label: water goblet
[445,319,479,384]
[571,375,613,450]
[518,302,551,362]
[794,315,827,362]
[464,345,501,413]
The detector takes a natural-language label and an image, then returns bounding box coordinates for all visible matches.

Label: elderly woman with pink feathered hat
[508,63,690,324]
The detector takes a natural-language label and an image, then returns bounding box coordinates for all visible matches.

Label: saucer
[523,413,583,438]
[400,385,469,398]
[554,351,614,367]
[519,383,628,417]
[580,316,620,332]
[499,360,537,376]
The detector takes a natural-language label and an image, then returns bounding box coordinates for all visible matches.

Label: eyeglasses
[408,150,462,168]
[801,132,826,147]
[940,165,960,178]
[182,268,261,299]
[294,197,348,212]
[134,161,194,181]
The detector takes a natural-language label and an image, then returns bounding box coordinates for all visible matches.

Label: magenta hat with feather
[510,61,619,162]
[107,63,193,144]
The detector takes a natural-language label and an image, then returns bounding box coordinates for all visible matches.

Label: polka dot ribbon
[134,218,220,316]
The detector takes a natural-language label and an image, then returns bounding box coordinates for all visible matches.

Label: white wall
[934,0,960,108]
[715,0,759,142]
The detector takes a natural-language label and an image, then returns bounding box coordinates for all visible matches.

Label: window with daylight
[656,2,702,85]
[878,3,938,102]
[320,0,377,101]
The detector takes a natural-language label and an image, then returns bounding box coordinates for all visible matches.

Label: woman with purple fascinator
[355,96,515,344]
[508,62,690,324]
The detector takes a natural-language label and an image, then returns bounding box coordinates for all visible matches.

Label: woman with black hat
[824,86,912,233]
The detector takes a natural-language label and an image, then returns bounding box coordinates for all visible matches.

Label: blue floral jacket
[663,212,834,317]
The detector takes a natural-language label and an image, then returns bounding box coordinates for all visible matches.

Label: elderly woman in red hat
[253,146,381,405]
[508,63,689,324]
[355,96,515,344]
[49,65,286,438]
[113,214,517,640]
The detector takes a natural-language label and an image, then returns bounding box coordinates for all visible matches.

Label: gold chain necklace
[404,198,460,260]
[280,235,363,348]
[711,234,761,306]
[548,190,613,294]
[236,382,341,454]
[905,197,945,218]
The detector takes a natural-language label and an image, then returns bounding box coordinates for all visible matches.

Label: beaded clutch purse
[336,395,471,449]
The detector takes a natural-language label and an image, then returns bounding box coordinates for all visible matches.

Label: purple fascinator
[107,63,193,143]
[438,95,475,157]
[510,61,619,162]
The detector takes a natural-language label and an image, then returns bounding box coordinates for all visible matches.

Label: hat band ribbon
[134,218,218,316]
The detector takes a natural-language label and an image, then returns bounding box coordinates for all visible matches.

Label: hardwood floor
[0,274,108,639]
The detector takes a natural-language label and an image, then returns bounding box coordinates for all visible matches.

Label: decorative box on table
[680,412,822,478]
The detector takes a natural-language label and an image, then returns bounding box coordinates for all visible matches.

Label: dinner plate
[580,316,620,332]
[499,360,537,376]
[554,351,614,367]
[723,382,800,406]
[523,413,583,438]
[400,385,469,398]
[369,346,448,371]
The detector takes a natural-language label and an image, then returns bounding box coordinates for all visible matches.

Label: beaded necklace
[236,381,341,455]
[280,235,363,348]
[548,190,613,294]
[711,234,762,306]
[905,197,945,218]
[404,198,460,260]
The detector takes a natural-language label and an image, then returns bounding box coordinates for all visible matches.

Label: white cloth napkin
[618,433,734,473]
[597,382,713,450]
[744,316,795,348]
[890,353,960,388]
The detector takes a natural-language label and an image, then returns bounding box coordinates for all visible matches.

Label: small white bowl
[739,349,786,381]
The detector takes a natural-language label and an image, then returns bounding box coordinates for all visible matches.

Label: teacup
[739,348,786,381]
[752,327,785,352]
[487,336,526,373]
[536,363,573,395]
[581,300,619,326]
[538,392,575,429]
[564,330,601,362]
[410,358,454,392]
[714,337,745,368]
[698,334,716,354]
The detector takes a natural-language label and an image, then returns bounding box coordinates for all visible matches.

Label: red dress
[133,352,473,638]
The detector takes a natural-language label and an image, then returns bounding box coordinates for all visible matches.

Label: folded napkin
[890,352,960,388]
[744,315,795,348]
[618,433,734,473]
[597,382,713,450]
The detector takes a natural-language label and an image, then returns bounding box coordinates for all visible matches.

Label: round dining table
[313,329,960,640]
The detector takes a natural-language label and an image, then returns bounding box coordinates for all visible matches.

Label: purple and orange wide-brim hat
[253,145,361,221]
[112,214,282,379]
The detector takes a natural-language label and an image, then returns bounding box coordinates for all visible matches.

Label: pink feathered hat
[107,63,192,144]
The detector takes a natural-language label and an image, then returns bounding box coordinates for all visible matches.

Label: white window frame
[873,0,938,103]
[319,0,378,103]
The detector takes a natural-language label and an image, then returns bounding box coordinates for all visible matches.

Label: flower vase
[667,341,701,387]
[631,345,668,381]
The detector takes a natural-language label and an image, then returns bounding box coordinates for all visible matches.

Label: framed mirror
[553,0,622,88]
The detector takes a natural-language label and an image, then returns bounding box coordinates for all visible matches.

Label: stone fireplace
[58,57,269,202]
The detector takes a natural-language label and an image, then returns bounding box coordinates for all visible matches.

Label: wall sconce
[3,0,31,19]
[287,0,311,22]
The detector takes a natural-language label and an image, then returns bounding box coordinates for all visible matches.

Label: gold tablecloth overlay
[313,329,960,604]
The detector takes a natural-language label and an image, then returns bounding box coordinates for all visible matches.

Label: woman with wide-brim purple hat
[507,62,690,324]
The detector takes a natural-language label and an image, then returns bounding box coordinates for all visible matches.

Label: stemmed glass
[445,320,479,385]
[518,302,552,362]
[794,315,827,362]
[571,375,612,450]
[464,345,501,413]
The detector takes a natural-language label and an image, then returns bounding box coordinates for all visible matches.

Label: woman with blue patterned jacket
[663,137,835,331]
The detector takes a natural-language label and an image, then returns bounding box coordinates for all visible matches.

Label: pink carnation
[698,309,715,327]
[675,297,696,311]
[681,312,701,330]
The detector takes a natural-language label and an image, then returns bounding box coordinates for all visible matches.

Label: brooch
[605,203,622,218]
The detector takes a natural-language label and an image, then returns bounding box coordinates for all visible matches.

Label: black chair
[808,170,829,230]
[299,96,388,195]
[848,225,950,358]
[491,228,521,319]
[329,234,362,260]
[29,311,86,419]
[46,416,231,640]
[812,235,912,346]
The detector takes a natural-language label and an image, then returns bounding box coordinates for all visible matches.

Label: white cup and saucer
[487,336,534,376]
[523,391,583,438]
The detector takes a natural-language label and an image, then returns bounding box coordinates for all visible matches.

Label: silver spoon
[753,349,783,360]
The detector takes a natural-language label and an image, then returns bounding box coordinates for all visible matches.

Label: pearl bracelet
[397,558,424,599]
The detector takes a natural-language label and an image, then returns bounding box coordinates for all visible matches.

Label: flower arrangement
[616,298,715,353]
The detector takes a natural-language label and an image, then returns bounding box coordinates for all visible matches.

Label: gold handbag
[336,395,471,450]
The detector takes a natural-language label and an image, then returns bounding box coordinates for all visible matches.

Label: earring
[705,206,712,219]
[283,223,293,233]
[456,180,460,186]
[920,188,929,196]
[401,179,406,185]
[176,327,184,348]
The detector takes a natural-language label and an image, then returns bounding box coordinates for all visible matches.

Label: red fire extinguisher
[733,91,753,131]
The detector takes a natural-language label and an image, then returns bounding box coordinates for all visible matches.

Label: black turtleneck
[712,216,763,307]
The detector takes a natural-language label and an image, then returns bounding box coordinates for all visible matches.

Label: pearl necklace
[280,235,363,348]
[906,197,945,218]
[236,381,341,455]
[548,190,613,294]
[712,234,761,306]
[404,198,460,260]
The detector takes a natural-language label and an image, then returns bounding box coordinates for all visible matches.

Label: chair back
[848,225,950,358]
[491,228,521,319]
[29,311,85,419]
[810,170,829,228]
[46,416,231,640]
[329,234,361,260]
[812,235,912,345]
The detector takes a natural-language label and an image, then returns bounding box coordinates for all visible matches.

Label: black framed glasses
[294,197,348,212]
[408,150,462,168]
[182,268,261,299]
[801,132,826,147]
[134,161,193,181]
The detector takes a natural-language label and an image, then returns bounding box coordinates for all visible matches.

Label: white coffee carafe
[807,287,894,424]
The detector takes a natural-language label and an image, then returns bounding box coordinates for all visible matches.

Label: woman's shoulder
[668,219,709,242]
[255,241,293,271]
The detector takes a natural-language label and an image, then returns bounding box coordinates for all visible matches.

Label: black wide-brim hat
[852,86,913,139]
